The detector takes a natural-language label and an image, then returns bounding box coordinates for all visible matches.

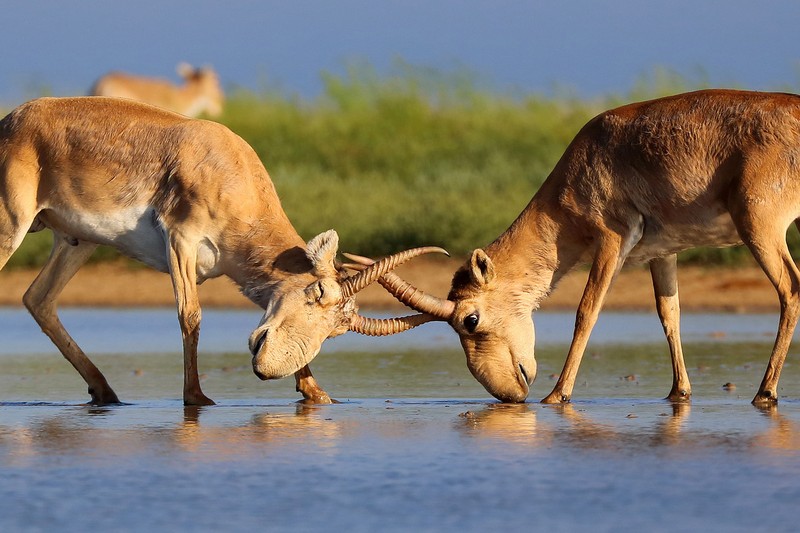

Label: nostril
[519,363,531,385]
[250,330,267,357]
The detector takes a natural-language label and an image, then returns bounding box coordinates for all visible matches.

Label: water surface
[1,309,799,532]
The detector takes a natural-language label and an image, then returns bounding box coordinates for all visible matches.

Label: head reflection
[455,402,696,451]
[455,403,542,446]
[173,404,342,459]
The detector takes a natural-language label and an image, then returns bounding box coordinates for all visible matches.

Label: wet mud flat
[0,310,800,531]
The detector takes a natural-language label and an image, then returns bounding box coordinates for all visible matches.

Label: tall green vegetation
[4,62,794,268]
[222,61,597,256]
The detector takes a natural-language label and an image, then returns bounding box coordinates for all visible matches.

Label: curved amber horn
[340,246,448,299]
[349,313,438,336]
[343,253,455,320]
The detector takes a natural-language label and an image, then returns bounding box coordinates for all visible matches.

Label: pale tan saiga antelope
[90,63,224,117]
[347,89,800,405]
[0,96,440,406]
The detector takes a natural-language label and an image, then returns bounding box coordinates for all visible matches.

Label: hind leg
[650,254,691,401]
[22,234,119,404]
[0,164,115,402]
[734,212,800,404]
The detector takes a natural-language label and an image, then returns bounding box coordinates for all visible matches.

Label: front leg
[542,229,631,404]
[294,365,337,404]
[168,235,215,406]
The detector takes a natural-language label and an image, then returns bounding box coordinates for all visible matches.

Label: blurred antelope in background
[349,89,800,406]
[0,96,440,406]
[90,62,224,117]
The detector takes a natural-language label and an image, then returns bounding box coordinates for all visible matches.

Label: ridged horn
[349,313,438,336]
[340,246,449,299]
[343,253,455,320]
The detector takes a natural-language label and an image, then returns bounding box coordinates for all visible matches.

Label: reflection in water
[656,402,692,446]
[1,399,800,532]
[0,403,345,465]
[753,404,800,454]
[456,401,702,452]
[1,400,800,469]
[455,403,542,446]
[1,406,147,467]
[2,316,800,531]
[174,404,342,459]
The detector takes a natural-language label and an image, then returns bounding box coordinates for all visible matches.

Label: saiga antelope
[90,63,225,118]
[0,96,439,406]
[349,89,800,405]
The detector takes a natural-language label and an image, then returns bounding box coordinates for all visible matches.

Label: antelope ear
[176,62,195,78]
[469,249,495,286]
[306,229,339,276]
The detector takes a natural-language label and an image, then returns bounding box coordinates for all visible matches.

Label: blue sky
[1,1,798,106]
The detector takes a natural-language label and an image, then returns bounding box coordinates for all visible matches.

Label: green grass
[3,62,796,268]
[220,61,602,256]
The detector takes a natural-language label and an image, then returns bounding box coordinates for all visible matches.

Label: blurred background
[2,0,799,266]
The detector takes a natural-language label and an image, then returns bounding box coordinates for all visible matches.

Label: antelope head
[249,230,444,381]
[177,62,224,117]
[344,248,535,403]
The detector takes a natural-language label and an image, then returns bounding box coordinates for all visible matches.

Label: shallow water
[1,309,800,532]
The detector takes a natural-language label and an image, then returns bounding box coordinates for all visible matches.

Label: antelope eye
[463,313,479,333]
[307,281,325,302]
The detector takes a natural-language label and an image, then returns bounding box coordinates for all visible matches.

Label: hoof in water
[752,390,778,405]
[297,395,339,405]
[88,387,121,406]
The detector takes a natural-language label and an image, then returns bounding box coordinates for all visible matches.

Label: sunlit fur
[447,251,539,402]
[0,97,357,405]
[249,231,357,379]
[439,89,800,406]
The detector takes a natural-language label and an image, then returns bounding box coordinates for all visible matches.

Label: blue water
[1,399,798,532]
[1,308,799,532]
[0,307,785,356]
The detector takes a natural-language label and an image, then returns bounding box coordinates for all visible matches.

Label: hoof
[541,392,571,405]
[752,390,778,405]
[666,389,692,402]
[88,387,121,406]
[297,394,339,405]
[184,395,216,406]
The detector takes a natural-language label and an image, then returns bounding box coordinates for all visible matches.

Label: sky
[0,1,799,107]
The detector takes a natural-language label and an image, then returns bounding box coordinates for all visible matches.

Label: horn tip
[342,252,375,265]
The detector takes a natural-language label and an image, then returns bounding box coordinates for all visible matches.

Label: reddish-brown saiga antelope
[0,96,440,406]
[349,89,800,405]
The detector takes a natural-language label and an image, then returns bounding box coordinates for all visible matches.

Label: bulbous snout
[249,327,271,380]
[489,361,536,403]
[463,338,537,403]
[248,323,317,381]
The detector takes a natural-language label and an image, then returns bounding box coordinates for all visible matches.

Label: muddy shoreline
[0,257,777,313]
